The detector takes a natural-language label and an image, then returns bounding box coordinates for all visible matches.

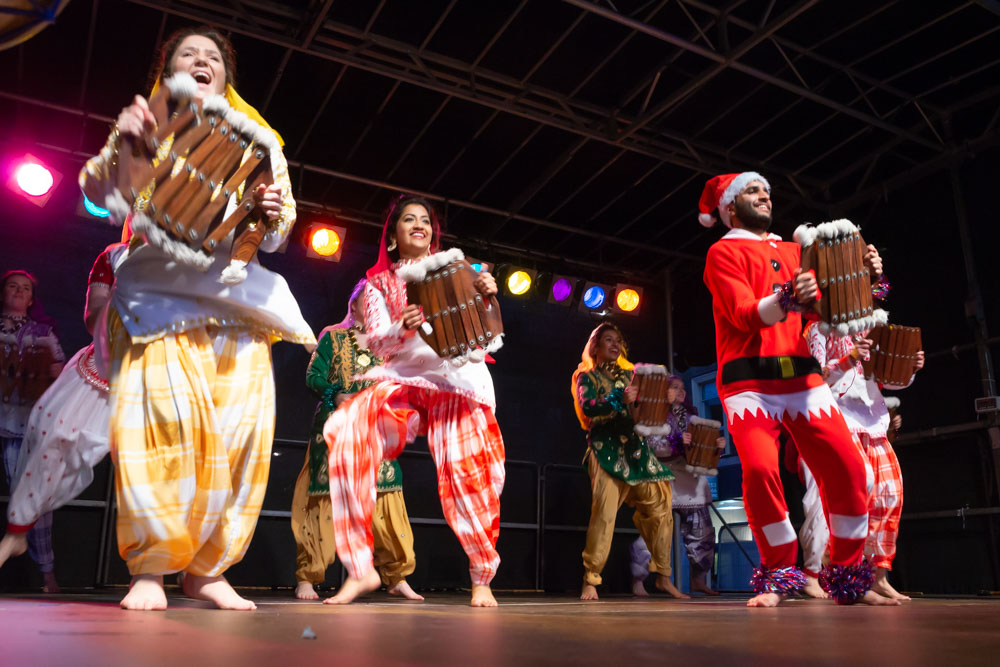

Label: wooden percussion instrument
[398,248,504,363]
[795,219,887,336]
[632,363,671,436]
[685,416,723,477]
[0,344,53,404]
[862,325,921,386]
[110,72,281,278]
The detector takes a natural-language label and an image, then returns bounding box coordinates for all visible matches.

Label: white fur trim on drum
[219,259,248,285]
[635,424,672,437]
[816,307,888,337]
[761,516,797,546]
[793,219,858,248]
[883,396,901,411]
[633,363,669,375]
[202,94,230,115]
[688,415,722,429]
[130,212,213,270]
[103,190,131,226]
[445,332,504,367]
[396,248,465,283]
[164,72,198,98]
[830,513,869,540]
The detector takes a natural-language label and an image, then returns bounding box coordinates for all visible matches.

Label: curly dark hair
[150,25,237,92]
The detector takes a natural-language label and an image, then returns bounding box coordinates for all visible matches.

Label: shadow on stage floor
[3,589,998,666]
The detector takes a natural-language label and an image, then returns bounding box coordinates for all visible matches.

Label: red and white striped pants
[324,381,505,585]
[859,433,903,570]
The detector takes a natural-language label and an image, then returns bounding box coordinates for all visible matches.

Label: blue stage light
[83,195,110,218]
[583,285,606,309]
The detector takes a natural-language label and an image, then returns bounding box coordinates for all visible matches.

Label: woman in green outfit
[291,279,422,601]
[571,322,688,600]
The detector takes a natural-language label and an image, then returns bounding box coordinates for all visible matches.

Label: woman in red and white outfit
[323,194,505,607]
[805,322,923,601]
[0,244,125,583]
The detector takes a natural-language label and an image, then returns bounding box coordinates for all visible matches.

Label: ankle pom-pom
[820,559,874,605]
[750,566,807,595]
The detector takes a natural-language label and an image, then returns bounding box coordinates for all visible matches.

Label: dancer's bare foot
[802,575,829,599]
[580,583,599,600]
[121,574,167,611]
[387,579,424,601]
[323,568,381,605]
[182,573,256,610]
[747,592,784,607]
[631,577,649,597]
[690,580,720,596]
[295,581,319,600]
[872,568,911,601]
[42,571,60,594]
[655,575,691,599]
[470,584,497,607]
[0,533,28,569]
[861,589,900,606]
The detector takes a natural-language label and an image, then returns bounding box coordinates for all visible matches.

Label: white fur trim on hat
[699,212,717,228]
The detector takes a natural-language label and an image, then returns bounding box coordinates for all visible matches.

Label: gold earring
[387,238,397,251]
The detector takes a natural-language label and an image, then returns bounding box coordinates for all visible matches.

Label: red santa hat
[697,171,770,228]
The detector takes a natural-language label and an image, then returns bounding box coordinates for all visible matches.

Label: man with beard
[698,172,897,607]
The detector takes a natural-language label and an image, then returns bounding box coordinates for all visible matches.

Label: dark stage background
[1,0,999,597]
[2,149,998,596]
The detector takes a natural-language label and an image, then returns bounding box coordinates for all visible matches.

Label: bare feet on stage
[747,592,784,608]
[0,532,27,569]
[295,581,320,600]
[323,568,381,605]
[655,575,691,599]
[182,573,257,610]
[580,583,599,600]
[470,584,497,607]
[121,574,167,611]
[802,575,830,599]
[42,571,60,594]
[387,579,425,601]
[872,568,911,601]
[690,582,720,596]
[631,577,649,597]
[861,589,901,606]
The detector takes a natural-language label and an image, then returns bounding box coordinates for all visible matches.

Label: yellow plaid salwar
[108,309,275,576]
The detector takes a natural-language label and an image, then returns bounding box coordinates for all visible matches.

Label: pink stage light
[15,162,55,197]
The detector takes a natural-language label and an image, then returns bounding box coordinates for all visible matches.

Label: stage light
[507,270,532,295]
[613,284,644,315]
[16,162,53,196]
[5,154,62,207]
[583,285,606,308]
[305,223,347,262]
[82,195,110,218]
[547,274,579,306]
[578,281,615,313]
[465,257,494,274]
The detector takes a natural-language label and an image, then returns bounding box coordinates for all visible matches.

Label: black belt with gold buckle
[720,355,821,384]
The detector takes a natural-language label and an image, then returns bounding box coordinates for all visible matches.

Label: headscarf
[331,278,368,331]
[365,194,442,282]
[149,79,284,147]
[570,322,634,431]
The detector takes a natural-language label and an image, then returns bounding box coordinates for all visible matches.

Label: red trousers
[724,385,868,570]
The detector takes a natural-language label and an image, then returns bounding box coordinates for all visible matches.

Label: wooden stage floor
[3,590,998,666]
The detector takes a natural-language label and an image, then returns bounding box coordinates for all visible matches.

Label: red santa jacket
[703,228,825,399]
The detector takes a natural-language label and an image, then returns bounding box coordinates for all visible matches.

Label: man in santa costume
[699,172,897,606]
